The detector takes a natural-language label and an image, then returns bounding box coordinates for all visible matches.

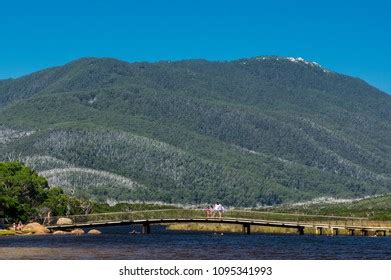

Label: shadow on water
[0,225,390,259]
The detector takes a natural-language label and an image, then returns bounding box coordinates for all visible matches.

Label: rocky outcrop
[53,230,70,235]
[87,229,102,235]
[56,218,73,225]
[70,228,85,235]
[22,223,50,234]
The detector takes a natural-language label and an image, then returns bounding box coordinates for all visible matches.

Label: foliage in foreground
[0,162,176,223]
[0,161,85,222]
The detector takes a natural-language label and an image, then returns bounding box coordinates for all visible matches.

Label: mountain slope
[0,56,390,206]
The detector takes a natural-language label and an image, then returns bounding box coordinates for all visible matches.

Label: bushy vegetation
[0,161,180,223]
[0,161,86,222]
[1,57,390,206]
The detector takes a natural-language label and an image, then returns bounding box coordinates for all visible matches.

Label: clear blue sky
[1,0,390,93]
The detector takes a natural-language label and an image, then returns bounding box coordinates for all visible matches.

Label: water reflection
[0,225,390,259]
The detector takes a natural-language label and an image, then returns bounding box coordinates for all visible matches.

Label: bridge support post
[315,227,323,235]
[297,226,304,235]
[242,223,251,235]
[348,229,355,236]
[142,222,151,234]
[331,228,339,236]
[375,230,386,237]
[361,230,368,236]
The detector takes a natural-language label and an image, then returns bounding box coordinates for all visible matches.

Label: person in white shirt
[214,202,224,218]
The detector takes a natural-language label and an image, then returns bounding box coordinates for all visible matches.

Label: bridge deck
[48,217,305,229]
[46,217,391,234]
[41,210,391,235]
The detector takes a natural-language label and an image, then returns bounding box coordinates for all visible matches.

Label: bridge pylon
[297,226,305,235]
[142,222,151,234]
[242,223,251,234]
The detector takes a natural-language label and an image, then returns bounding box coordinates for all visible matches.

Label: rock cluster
[88,229,102,235]
[22,223,50,234]
[56,218,73,225]
[71,228,85,235]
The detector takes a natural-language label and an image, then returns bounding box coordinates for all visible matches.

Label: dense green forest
[0,56,390,206]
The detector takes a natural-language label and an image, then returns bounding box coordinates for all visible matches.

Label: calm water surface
[0,225,390,259]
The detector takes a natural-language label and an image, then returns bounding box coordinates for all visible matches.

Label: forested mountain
[0,56,390,206]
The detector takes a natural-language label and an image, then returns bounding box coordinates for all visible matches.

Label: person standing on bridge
[214,202,225,218]
[204,204,213,218]
[43,210,52,225]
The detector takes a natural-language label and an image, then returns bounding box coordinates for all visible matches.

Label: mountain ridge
[1,56,390,206]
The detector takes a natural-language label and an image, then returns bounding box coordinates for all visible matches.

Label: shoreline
[0,223,101,237]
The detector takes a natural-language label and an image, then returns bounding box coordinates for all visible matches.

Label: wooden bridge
[42,209,391,236]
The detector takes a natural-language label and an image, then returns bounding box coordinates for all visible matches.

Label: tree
[0,162,49,222]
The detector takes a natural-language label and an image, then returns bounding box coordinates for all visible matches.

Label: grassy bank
[0,230,16,236]
[166,223,384,236]
[167,223,299,234]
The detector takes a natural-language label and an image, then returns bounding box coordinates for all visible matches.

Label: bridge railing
[38,208,384,227]
[227,210,367,225]
[40,209,204,226]
[227,210,380,227]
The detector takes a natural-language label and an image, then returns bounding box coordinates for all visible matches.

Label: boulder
[53,230,70,235]
[56,217,73,225]
[22,223,50,234]
[71,228,85,235]
[88,229,102,235]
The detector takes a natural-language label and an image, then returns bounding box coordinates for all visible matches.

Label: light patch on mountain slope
[39,167,141,189]
[0,127,35,144]
[254,56,331,72]
[23,155,73,171]
[21,154,145,203]
[288,194,390,207]
[32,129,191,184]
[40,167,142,192]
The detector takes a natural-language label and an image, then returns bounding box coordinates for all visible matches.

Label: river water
[1,225,390,259]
